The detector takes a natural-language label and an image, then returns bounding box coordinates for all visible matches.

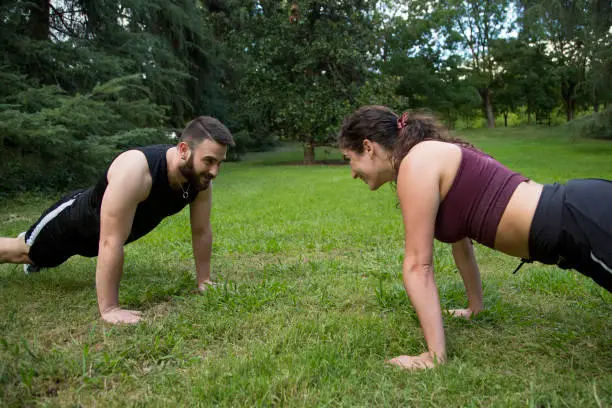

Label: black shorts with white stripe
[25,189,100,268]
[529,178,612,292]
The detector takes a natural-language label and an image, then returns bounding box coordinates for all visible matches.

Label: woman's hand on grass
[447,308,479,319]
[101,308,142,324]
[198,280,217,292]
[387,352,441,370]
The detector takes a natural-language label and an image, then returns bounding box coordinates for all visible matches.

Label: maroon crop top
[434,147,529,248]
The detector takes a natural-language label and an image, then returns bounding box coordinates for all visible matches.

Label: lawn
[1,126,611,407]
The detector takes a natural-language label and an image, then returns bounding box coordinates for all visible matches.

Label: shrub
[0,77,167,193]
[571,106,612,140]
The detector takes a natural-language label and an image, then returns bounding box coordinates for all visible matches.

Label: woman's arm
[389,261,446,369]
[449,238,483,318]
[389,143,448,370]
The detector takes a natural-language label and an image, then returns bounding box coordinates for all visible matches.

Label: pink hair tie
[397,112,409,130]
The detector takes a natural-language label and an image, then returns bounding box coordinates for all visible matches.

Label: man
[0,116,234,324]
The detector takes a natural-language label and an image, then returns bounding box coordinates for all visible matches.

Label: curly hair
[338,106,474,179]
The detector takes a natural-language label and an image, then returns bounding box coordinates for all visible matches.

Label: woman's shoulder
[408,140,462,155]
[402,141,462,168]
[398,141,463,181]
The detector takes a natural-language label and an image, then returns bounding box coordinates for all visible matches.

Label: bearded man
[0,116,234,324]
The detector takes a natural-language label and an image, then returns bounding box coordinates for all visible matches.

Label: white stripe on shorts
[26,199,76,246]
[591,252,612,275]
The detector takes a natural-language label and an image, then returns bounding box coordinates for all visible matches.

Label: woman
[338,105,612,370]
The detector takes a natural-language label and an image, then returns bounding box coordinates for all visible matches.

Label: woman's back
[402,141,542,258]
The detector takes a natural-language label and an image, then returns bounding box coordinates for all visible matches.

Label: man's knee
[0,237,31,264]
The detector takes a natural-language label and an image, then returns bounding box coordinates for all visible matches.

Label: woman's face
[342,141,393,191]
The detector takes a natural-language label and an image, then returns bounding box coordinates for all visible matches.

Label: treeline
[1,0,611,193]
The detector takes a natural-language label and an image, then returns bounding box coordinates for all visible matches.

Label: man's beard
[179,155,212,190]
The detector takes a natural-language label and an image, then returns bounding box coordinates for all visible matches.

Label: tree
[0,0,220,192]
[582,0,612,112]
[376,4,481,128]
[231,0,380,163]
[491,38,558,125]
[204,0,287,156]
[436,0,518,128]
[518,0,611,121]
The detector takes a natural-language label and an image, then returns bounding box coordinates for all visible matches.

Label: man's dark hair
[179,116,235,148]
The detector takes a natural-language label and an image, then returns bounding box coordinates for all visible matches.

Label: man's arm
[96,151,151,324]
[449,238,483,318]
[189,184,214,291]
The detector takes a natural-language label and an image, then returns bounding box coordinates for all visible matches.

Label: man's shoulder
[108,150,151,182]
[127,144,174,155]
[113,149,148,165]
[115,144,172,164]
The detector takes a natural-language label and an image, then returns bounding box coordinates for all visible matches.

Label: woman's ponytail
[392,111,474,174]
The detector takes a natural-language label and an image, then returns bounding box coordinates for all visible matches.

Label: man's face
[179,139,227,190]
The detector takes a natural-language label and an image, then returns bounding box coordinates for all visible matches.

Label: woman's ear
[363,139,374,157]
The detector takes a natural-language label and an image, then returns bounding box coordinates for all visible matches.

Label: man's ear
[363,139,374,157]
[178,141,190,159]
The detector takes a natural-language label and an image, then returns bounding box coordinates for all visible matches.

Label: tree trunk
[594,102,600,113]
[562,81,576,122]
[27,0,50,40]
[24,1,50,84]
[503,112,508,127]
[479,88,495,128]
[303,136,315,164]
[565,98,575,122]
[527,110,532,125]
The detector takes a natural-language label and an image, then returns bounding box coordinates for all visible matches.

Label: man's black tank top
[68,144,201,255]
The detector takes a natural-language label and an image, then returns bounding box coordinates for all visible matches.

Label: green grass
[1,126,611,407]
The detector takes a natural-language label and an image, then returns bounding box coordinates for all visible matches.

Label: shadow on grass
[568,143,612,156]
[0,271,94,293]
[256,159,347,166]
[244,158,348,167]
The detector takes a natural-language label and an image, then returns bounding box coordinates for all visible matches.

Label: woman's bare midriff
[494,180,544,259]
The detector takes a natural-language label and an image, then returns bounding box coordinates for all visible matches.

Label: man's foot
[17,232,41,274]
[23,263,41,274]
